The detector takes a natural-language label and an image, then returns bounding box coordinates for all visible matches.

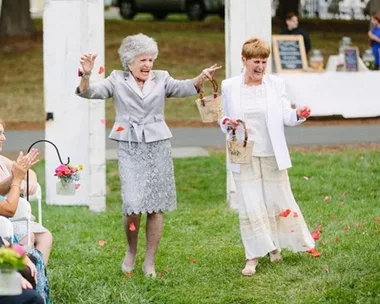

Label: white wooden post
[44,0,106,212]
[225,0,272,207]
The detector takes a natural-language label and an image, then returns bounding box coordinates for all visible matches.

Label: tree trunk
[276,0,300,21]
[0,0,35,36]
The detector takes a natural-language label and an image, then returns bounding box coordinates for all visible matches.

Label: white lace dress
[232,84,315,259]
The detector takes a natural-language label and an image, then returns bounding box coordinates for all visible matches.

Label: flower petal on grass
[323,196,331,202]
[98,240,106,246]
[334,237,339,243]
[124,272,133,279]
[303,176,309,180]
[344,226,350,231]
[189,259,196,263]
[311,231,320,241]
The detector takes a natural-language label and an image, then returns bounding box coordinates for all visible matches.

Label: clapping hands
[12,148,40,180]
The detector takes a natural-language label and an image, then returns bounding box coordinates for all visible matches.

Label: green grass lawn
[0,18,373,125]
[31,149,380,304]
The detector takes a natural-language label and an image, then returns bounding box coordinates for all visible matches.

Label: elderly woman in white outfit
[76,33,221,278]
[220,37,315,276]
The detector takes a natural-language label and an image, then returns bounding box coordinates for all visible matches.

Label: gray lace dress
[118,139,176,215]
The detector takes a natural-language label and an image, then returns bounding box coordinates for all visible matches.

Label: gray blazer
[76,70,197,143]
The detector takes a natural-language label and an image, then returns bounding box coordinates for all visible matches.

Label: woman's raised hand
[202,64,222,80]
[80,53,98,74]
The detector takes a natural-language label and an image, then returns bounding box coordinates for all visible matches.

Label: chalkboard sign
[272,35,308,73]
[343,47,359,72]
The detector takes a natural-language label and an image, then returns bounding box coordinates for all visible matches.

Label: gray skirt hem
[123,206,177,216]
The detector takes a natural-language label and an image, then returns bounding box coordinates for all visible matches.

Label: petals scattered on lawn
[323,196,331,202]
[324,267,329,273]
[189,259,196,263]
[316,225,323,232]
[344,226,350,231]
[279,209,291,218]
[98,66,105,74]
[293,212,299,218]
[303,176,309,180]
[342,191,347,197]
[341,201,345,206]
[159,273,163,278]
[98,240,106,246]
[116,126,125,132]
[124,272,133,279]
[306,248,321,258]
[311,231,320,241]
[129,223,136,232]
[334,237,339,243]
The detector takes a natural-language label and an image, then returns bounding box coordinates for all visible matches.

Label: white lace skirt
[118,139,176,215]
[233,156,315,259]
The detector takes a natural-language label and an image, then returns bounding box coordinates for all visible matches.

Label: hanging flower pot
[56,180,76,196]
[55,163,83,196]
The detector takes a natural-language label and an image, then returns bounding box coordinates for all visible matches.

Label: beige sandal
[121,252,135,273]
[241,260,258,276]
[269,250,283,263]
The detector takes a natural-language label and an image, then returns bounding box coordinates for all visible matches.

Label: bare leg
[122,214,141,270]
[144,212,163,274]
[34,231,53,265]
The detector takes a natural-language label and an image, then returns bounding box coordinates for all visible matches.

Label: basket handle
[199,77,219,106]
[231,119,248,147]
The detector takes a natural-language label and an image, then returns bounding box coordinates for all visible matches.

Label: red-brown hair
[241,37,270,59]
[372,12,380,23]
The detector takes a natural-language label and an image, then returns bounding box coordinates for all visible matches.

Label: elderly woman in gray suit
[220,37,315,276]
[76,33,221,278]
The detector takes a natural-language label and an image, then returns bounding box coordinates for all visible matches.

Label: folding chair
[0,216,14,243]
[8,199,32,251]
[28,183,43,225]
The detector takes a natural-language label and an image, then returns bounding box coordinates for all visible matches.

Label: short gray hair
[118,33,159,71]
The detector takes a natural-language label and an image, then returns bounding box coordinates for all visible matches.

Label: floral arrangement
[0,244,26,271]
[55,163,83,184]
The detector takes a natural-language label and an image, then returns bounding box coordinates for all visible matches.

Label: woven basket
[195,77,223,123]
[227,120,253,164]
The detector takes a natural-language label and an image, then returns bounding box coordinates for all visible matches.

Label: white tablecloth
[279,71,380,118]
[325,54,369,72]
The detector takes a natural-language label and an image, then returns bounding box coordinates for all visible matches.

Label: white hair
[118,33,159,71]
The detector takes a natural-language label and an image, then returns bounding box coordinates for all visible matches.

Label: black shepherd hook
[26,140,70,202]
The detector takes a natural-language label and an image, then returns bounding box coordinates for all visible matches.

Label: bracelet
[10,183,21,189]
[78,68,92,79]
